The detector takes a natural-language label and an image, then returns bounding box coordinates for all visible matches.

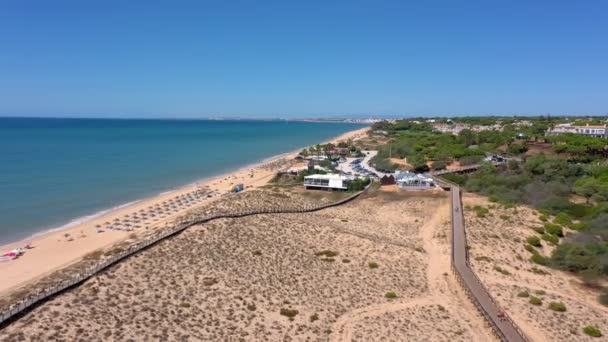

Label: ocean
[0,118,365,244]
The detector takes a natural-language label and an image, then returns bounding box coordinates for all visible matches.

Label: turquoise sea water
[0,118,365,244]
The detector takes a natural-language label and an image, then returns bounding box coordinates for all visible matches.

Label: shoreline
[1,126,366,247]
[0,126,369,296]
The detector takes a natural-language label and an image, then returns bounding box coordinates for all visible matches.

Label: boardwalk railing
[429,164,483,176]
[0,185,370,327]
[434,176,529,342]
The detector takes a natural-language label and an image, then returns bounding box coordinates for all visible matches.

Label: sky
[0,1,607,118]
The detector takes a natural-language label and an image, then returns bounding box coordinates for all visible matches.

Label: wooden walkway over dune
[436,175,528,342]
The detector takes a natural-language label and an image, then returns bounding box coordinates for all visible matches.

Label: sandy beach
[0,126,369,301]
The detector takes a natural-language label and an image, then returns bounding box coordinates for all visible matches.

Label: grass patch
[548,301,567,312]
[529,296,542,306]
[583,325,602,338]
[385,291,398,299]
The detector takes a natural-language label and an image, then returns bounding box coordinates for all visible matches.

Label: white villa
[546,123,607,138]
[304,174,353,190]
[395,171,435,189]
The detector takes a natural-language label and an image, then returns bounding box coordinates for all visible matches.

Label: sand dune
[0,186,494,341]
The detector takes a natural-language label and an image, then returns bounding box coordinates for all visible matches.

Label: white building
[395,171,435,189]
[304,174,353,190]
[546,123,607,138]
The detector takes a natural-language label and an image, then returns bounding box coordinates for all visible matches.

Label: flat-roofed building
[395,171,435,189]
[304,174,351,190]
[546,123,607,138]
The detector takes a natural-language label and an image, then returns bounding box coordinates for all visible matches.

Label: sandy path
[420,201,496,342]
[331,200,495,342]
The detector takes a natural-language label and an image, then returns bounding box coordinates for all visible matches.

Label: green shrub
[571,222,588,231]
[385,291,398,299]
[541,233,559,245]
[530,253,548,265]
[280,308,299,320]
[517,291,530,298]
[600,288,608,307]
[535,289,546,295]
[529,267,549,275]
[548,302,567,312]
[529,296,542,306]
[368,262,379,269]
[472,205,490,218]
[315,250,338,257]
[544,223,564,237]
[539,214,548,222]
[494,265,511,276]
[554,212,572,227]
[583,325,602,338]
[532,226,545,234]
[527,236,542,247]
[524,244,535,253]
[499,214,511,221]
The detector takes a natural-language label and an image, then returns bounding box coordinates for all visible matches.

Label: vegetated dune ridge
[1,186,494,341]
[463,193,608,342]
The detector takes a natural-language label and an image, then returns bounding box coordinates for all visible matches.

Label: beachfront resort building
[304,174,352,191]
[395,171,435,189]
[546,123,608,138]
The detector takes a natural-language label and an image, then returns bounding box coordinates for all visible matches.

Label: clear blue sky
[1,1,607,118]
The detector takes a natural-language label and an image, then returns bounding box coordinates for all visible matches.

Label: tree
[458,129,475,147]
[574,177,608,204]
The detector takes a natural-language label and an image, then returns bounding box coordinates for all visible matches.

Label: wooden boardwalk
[448,184,528,342]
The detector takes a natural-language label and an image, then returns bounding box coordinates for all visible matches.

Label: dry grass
[1,188,491,341]
[464,193,608,342]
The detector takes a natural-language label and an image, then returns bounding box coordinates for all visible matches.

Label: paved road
[450,186,528,342]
